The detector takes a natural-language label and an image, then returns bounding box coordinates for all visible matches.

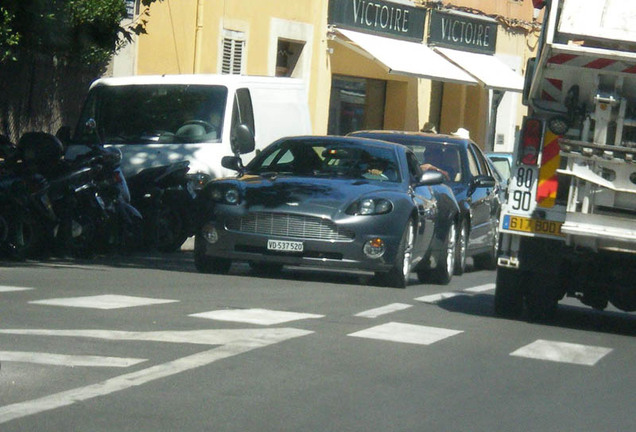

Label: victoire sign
[328,0,426,41]
[428,10,498,55]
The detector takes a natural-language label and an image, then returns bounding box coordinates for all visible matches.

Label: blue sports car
[194,135,460,287]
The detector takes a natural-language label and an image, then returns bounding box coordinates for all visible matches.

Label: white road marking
[0,351,146,367]
[0,286,33,292]
[189,308,324,325]
[348,322,463,346]
[29,294,178,309]
[0,327,312,424]
[464,283,495,293]
[414,292,461,304]
[510,339,613,366]
[355,303,412,318]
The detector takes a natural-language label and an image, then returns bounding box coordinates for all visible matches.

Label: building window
[221,30,245,75]
[275,39,305,77]
[328,76,386,136]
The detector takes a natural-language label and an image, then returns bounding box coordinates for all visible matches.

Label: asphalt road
[1,246,634,432]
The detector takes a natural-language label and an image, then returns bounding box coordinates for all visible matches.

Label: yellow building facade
[126,0,540,151]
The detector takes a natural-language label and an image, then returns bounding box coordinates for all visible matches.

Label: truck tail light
[532,0,546,9]
[520,118,543,166]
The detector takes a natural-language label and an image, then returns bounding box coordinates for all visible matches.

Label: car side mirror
[418,170,445,186]
[470,175,496,193]
[221,155,242,172]
[231,123,255,155]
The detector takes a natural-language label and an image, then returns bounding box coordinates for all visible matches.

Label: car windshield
[246,139,401,182]
[73,84,228,145]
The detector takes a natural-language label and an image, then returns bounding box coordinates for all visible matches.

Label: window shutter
[221,34,245,75]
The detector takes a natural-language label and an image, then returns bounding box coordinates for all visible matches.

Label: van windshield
[73,84,228,145]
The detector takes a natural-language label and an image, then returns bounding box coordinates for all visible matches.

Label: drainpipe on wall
[193,0,205,73]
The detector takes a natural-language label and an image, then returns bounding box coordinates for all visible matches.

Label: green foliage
[0,0,160,65]
[0,7,21,62]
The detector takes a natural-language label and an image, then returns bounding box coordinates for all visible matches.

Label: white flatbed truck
[495,0,636,319]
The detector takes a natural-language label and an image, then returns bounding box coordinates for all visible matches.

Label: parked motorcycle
[8,131,142,257]
[127,160,198,252]
[0,170,54,260]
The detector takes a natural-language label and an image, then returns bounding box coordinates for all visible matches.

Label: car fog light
[202,223,219,244]
[363,238,385,258]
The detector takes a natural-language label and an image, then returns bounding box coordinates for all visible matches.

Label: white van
[66,74,312,179]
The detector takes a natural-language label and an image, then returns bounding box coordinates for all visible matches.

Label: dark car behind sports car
[349,131,501,275]
[195,135,460,287]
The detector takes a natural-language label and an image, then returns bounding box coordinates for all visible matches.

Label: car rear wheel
[426,222,456,285]
[194,234,231,274]
[473,221,498,270]
[379,220,414,288]
[454,219,468,275]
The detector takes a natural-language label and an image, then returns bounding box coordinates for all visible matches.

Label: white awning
[333,28,478,86]
[435,47,524,93]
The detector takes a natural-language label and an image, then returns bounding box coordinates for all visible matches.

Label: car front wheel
[379,220,414,289]
[194,234,231,274]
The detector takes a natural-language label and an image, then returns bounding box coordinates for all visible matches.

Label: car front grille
[226,212,354,241]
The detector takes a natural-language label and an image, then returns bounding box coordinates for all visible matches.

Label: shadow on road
[434,292,636,337]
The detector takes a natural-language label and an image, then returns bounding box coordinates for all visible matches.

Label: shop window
[328,76,386,136]
[221,30,245,75]
[276,39,304,77]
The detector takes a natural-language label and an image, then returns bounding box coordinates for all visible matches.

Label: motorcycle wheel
[63,212,99,258]
[6,213,46,260]
[154,205,188,253]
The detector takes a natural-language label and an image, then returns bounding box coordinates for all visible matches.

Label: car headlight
[209,185,241,205]
[346,198,393,215]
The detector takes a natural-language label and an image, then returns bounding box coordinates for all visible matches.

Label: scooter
[127,160,198,252]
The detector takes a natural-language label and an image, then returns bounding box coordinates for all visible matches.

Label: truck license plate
[267,240,304,252]
[503,215,564,237]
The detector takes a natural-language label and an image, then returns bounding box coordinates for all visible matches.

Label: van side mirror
[231,124,255,155]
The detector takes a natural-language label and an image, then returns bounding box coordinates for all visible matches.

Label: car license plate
[503,215,564,237]
[267,239,304,252]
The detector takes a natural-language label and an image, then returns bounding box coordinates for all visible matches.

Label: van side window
[232,88,255,136]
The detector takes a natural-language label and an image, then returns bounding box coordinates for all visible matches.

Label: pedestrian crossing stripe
[348,322,463,346]
[510,339,613,366]
[189,308,324,325]
[0,286,34,292]
[29,295,178,309]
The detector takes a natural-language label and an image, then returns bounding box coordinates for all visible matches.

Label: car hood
[232,175,402,216]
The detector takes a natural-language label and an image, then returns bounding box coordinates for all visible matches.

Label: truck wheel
[194,235,231,274]
[525,275,559,322]
[494,267,524,319]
